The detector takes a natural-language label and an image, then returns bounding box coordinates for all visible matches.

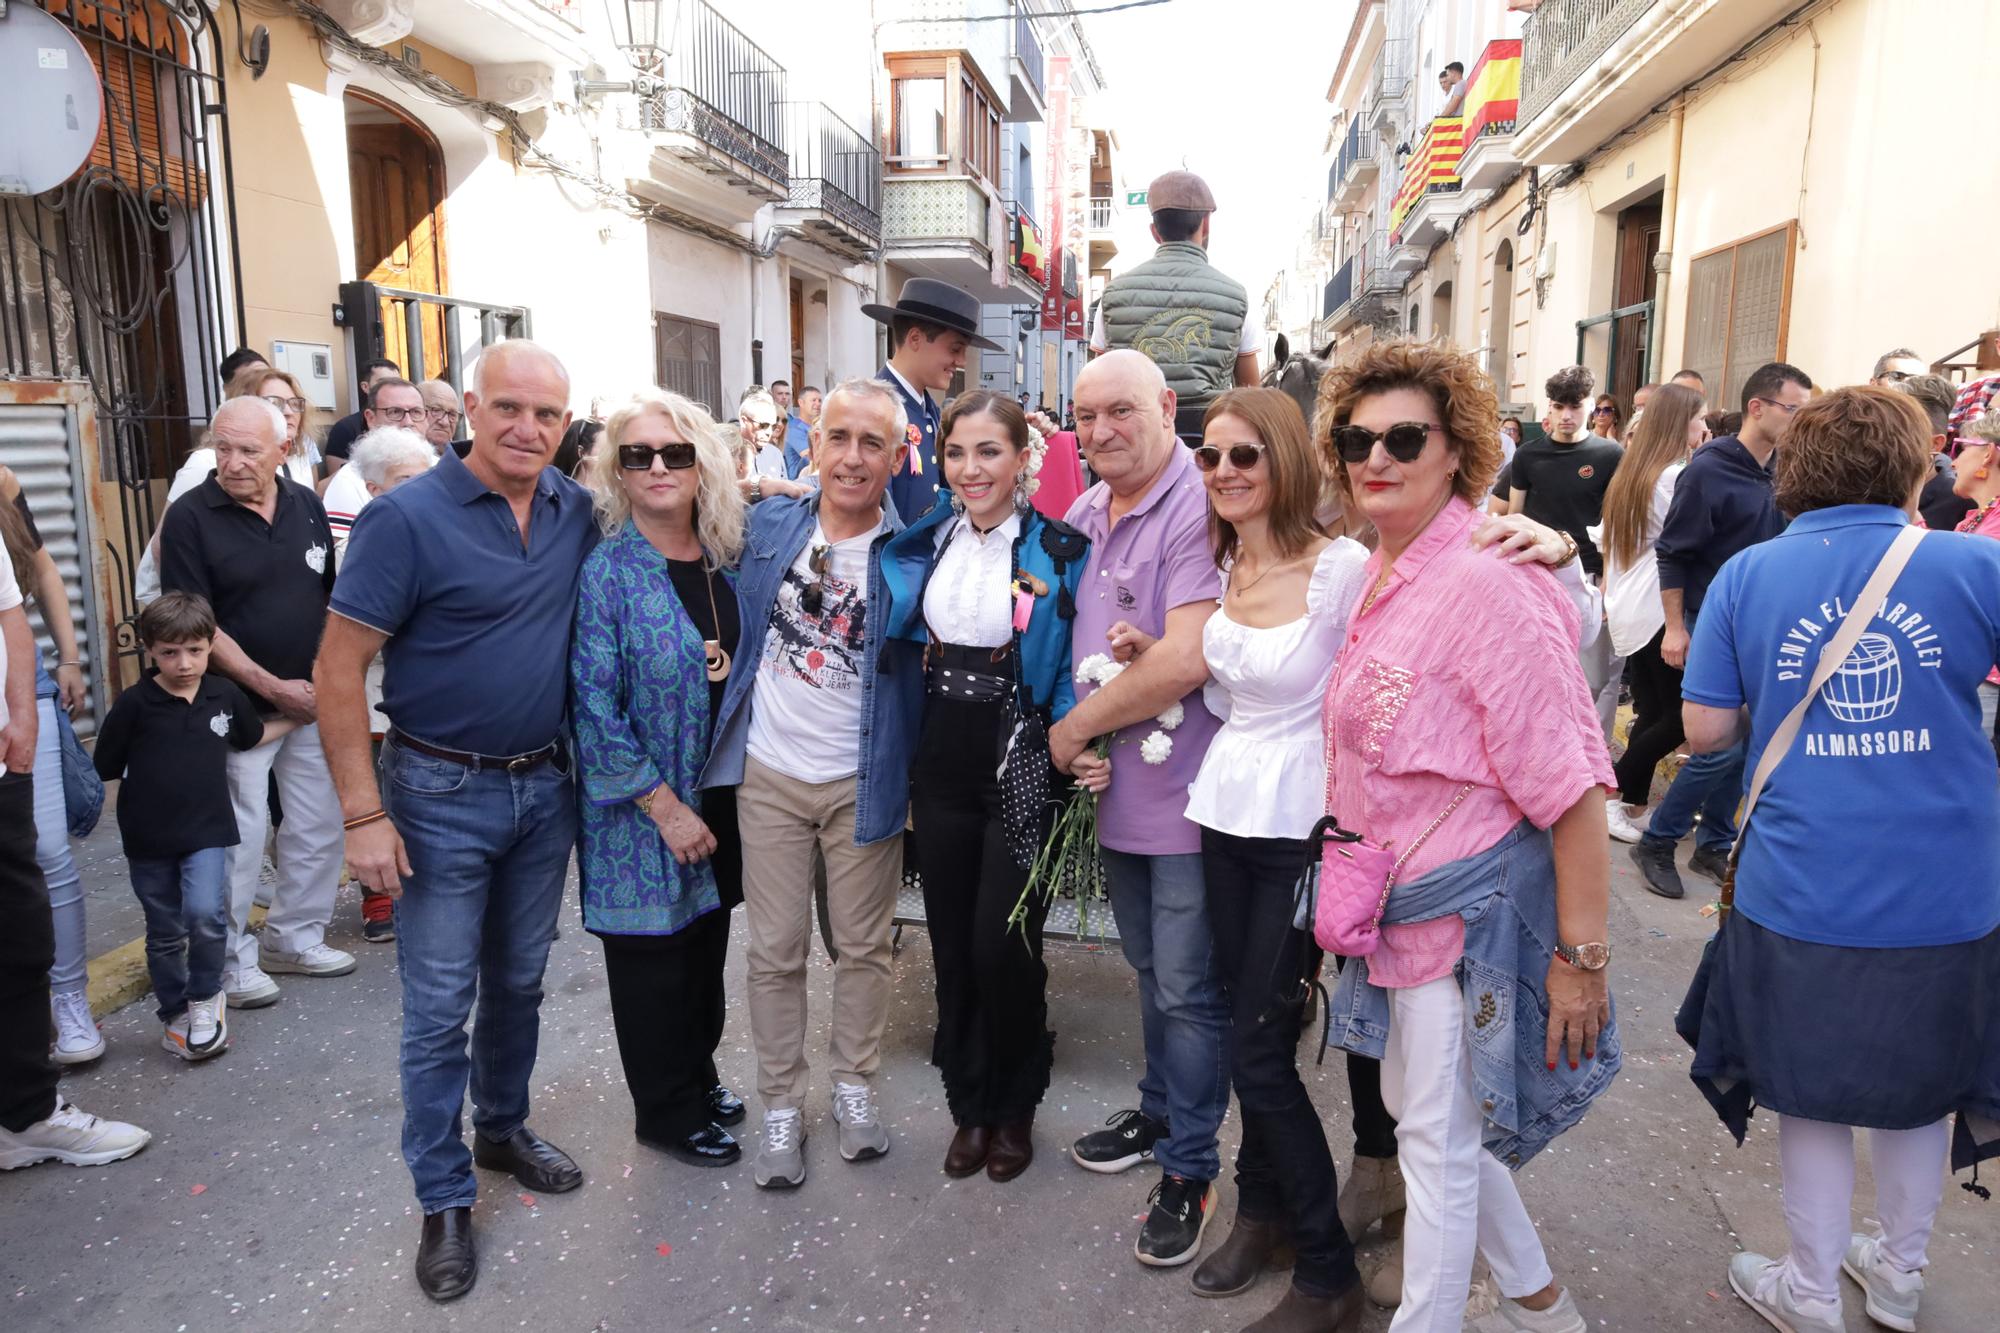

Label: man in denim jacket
[701,379,924,1189]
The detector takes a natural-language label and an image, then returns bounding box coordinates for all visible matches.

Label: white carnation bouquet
[1010,653,1187,939]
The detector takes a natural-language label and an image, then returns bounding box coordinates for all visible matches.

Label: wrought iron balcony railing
[1519,0,1659,127]
[1013,14,1045,100]
[784,103,882,241]
[638,0,789,185]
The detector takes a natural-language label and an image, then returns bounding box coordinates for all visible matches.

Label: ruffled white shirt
[1186,538,1371,839]
[921,512,1021,648]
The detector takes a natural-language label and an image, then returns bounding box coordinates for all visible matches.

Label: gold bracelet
[343,809,389,832]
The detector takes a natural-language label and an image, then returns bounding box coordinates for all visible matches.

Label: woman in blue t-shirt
[1677,386,2000,1333]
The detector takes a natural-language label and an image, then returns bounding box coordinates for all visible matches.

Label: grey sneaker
[222,964,282,1008]
[259,942,357,977]
[754,1108,806,1189]
[832,1081,890,1162]
[1728,1252,1843,1333]
[1842,1232,1921,1332]
[1467,1287,1586,1333]
[0,1097,151,1170]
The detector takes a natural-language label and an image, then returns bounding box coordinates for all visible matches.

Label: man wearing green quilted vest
[1090,171,1260,443]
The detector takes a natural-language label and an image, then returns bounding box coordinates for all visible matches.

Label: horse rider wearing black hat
[863,278,1001,524]
[1090,171,1258,444]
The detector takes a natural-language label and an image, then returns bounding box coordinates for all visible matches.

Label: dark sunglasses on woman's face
[618,442,698,471]
[1330,421,1445,464]
[1192,441,1267,472]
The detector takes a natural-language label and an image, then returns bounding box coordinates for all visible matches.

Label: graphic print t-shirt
[745,518,884,784]
[1682,506,2000,948]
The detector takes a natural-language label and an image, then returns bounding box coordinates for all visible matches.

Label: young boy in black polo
[94,594,264,1060]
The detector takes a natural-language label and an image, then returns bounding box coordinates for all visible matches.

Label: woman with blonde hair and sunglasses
[1314,340,1619,1333]
[570,389,751,1170]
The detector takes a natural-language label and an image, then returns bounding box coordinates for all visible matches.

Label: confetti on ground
[519,1194,537,1208]
[655,1243,673,1257]
[189,1185,206,1196]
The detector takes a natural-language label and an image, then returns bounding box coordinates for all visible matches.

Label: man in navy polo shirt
[315,340,597,1303]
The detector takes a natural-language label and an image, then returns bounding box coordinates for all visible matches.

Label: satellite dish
[0,5,104,197]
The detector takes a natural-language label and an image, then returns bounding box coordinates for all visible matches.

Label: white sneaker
[1605,798,1648,845]
[754,1108,806,1189]
[0,1096,151,1170]
[259,942,356,977]
[49,990,105,1065]
[1843,1232,1922,1332]
[831,1081,890,1162]
[1467,1287,1586,1332]
[223,964,281,1008]
[186,991,228,1057]
[1728,1252,1843,1333]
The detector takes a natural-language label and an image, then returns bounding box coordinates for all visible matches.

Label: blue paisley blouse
[570,523,728,935]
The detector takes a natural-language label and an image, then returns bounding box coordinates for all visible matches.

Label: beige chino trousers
[737,755,904,1110]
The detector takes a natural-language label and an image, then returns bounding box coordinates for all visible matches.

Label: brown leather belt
[389,729,563,774]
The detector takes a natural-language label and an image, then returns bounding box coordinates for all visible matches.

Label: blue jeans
[1100,849,1230,1181]
[382,738,577,1214]
[1642,741,1747,853]
[127,847,230,1022]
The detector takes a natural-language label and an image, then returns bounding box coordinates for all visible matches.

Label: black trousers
[0,771,57,1132]
[1202,827,1359,1298]
[911,690,1054,1126]
[597,785,742,1143]
[1346,1047,1399,1159]
[1614,627,1687,806]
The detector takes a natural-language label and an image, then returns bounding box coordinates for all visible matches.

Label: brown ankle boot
[1241,1282,1364,1333]
[986,1116,1034,1182]
[943,1124,990,1178]
[1336,1155,1405,1242]
[1190,1213,1294,1298]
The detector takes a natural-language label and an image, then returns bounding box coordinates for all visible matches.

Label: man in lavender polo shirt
[1050,349,1229,1268]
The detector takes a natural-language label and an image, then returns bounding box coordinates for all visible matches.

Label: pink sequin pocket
[1339,657,1418,765]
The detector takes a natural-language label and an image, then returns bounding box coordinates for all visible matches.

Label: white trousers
[1381,975,1554,1332]
[222,722,344,974]
[1773,1113,1949,1312]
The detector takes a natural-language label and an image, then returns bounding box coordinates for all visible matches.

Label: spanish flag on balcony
[1464,38,1522,142]
[1389,117,1465,234]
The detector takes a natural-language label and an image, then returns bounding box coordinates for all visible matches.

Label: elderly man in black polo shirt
[159,397,352,1010]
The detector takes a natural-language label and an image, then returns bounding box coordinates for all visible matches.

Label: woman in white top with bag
[1588,384,1706,844]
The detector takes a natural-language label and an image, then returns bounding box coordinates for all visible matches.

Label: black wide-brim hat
[861,277,1003,351]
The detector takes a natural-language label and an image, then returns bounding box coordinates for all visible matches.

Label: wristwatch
[749,474,764,502]
[1554,940,1610,971]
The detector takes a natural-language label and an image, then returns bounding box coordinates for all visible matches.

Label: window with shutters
[654,314,723,417]
[885,52,1002,184]
[1682,222,1797,409]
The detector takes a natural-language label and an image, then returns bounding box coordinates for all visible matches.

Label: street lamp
[575,0,670,101]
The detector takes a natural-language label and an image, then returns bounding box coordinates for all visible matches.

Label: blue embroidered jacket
[569,524,726,935]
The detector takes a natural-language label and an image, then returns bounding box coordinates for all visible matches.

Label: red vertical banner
[1042,55,1072,333]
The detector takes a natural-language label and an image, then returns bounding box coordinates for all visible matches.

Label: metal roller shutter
[0,404,102,735]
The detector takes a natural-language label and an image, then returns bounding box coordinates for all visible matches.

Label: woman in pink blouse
[1314,341,1618,1333]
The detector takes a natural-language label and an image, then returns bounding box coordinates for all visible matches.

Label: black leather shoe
[472,1126,583,1193]
[707,1085,746,1127]
[415,1207,476,1302]
[1628,840,1685,900]
[1687,845,1731,886]
[639,1123,741,1168]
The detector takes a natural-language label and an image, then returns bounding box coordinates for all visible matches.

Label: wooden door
[789,278,806,391]
[346,96,448,381]
[1611,200,1662,407]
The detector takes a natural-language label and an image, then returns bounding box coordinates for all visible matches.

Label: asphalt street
[3,842,1995,1332]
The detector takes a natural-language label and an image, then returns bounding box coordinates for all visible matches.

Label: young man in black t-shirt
[1508,365,1624,737]
[94,594,264,1061]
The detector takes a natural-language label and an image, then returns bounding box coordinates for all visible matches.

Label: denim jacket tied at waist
[1327,819,1621,1169]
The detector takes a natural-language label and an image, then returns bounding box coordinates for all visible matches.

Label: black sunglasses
[1329,421,1445,464]
[799,544,833,616]
[1192,441,1267,472]
[618,442,698,471]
